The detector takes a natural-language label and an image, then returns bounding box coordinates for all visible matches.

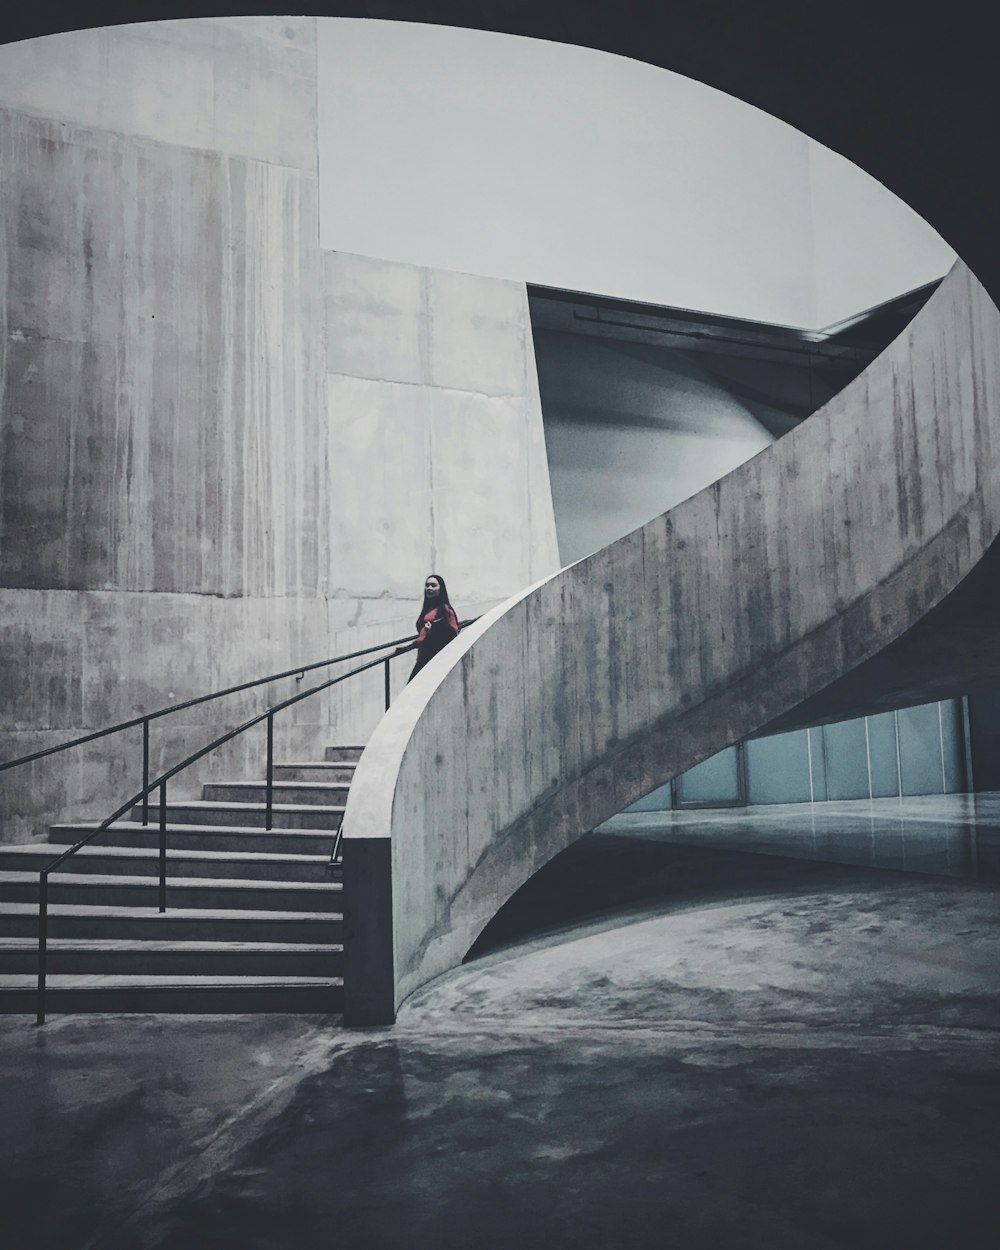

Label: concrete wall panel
[324,252,427,385]
[1,598,85,734]
[325,374,434,599]
[1,587,346,841]
[428,390,543,601]
[0,19,317,170]
[0,108,325,597]
[324,371,557,612]
[426,269,529,397]
[323,251,542,400]
[323,250,560,602]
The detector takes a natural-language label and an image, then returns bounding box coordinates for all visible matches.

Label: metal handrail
[325,612,480,869]
[33,615,479,1023]
[1,631,419,823]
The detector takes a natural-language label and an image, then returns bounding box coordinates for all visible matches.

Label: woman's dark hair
[417,572,453,629]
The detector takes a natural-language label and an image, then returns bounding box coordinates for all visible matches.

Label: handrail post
[141,718,151,825]
[265,713,274,831]
[36,872,48,1026]
[329,823,344,869]
[158,781,167,914]
[384,657,391,711]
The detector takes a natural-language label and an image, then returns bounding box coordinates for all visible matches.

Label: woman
[400,573,460,682]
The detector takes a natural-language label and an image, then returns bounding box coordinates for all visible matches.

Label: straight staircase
[0,746,361,1014]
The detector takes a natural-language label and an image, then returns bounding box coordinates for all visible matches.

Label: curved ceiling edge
[2,6,993,309]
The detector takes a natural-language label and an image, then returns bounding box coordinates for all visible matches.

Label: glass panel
[745,730,811,804]
[940,700,965,793]
[867,711,900,798]
[808,725,829,801]
[676,745,741,805]
[822,717,870,799]
[898,703,944,795]
[624,781,674,812]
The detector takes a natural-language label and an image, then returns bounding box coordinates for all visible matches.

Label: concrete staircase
[0,746,360,1014]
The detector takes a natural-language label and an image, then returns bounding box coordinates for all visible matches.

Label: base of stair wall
[342,835,396,1025]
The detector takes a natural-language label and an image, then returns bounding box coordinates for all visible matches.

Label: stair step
[0,871,341,913]
[49,821,339,856]
[273,762,356,783]
[324,746,364,762]
[0,938,343,976]
[127,801,344,830]
[0,903,340,944]
[0,743,366,1016]
[204,781,351,806]
[0,843,333,882]
[0,975,343,1014]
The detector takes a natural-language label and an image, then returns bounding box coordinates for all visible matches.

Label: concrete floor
[2,798,1000,1250]
[598,792,1000,881]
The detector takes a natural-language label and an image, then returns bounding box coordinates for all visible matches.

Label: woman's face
[425,576,441,600]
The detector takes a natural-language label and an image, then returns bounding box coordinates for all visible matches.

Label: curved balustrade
[341,260,1000,1024]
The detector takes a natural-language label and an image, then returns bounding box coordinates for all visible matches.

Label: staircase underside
[764,537,1000,734]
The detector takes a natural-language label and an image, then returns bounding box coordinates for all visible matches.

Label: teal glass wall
[626,780,674,812]
[623,698,965,812]
[674,747,742,805]
[745,732,811,804]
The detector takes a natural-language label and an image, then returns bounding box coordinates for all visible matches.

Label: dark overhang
[528,280,940,372]
[2,7,994,315]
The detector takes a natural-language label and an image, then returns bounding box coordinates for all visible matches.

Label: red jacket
[415,604,459,651]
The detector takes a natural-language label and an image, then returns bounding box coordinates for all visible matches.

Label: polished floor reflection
[598,792,1000,881]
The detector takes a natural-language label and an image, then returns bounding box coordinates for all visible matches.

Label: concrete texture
[2,830,999,1249]
[0,19,560,841]
[343,260,1000,1020]
[0,19,326,839]
[0,105,324,596]
[323,250,559,604]
[0,20,319,170]
[0,588,410,839]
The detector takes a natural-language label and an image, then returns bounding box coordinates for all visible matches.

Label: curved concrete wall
[342,260,1000,1022]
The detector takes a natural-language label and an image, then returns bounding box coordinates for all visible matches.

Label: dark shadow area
[530,279,939,441]
[468,791,1000,962]
[142,1030,1000,1250]
[147,1040,411,1250]
[466,833,894,961]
